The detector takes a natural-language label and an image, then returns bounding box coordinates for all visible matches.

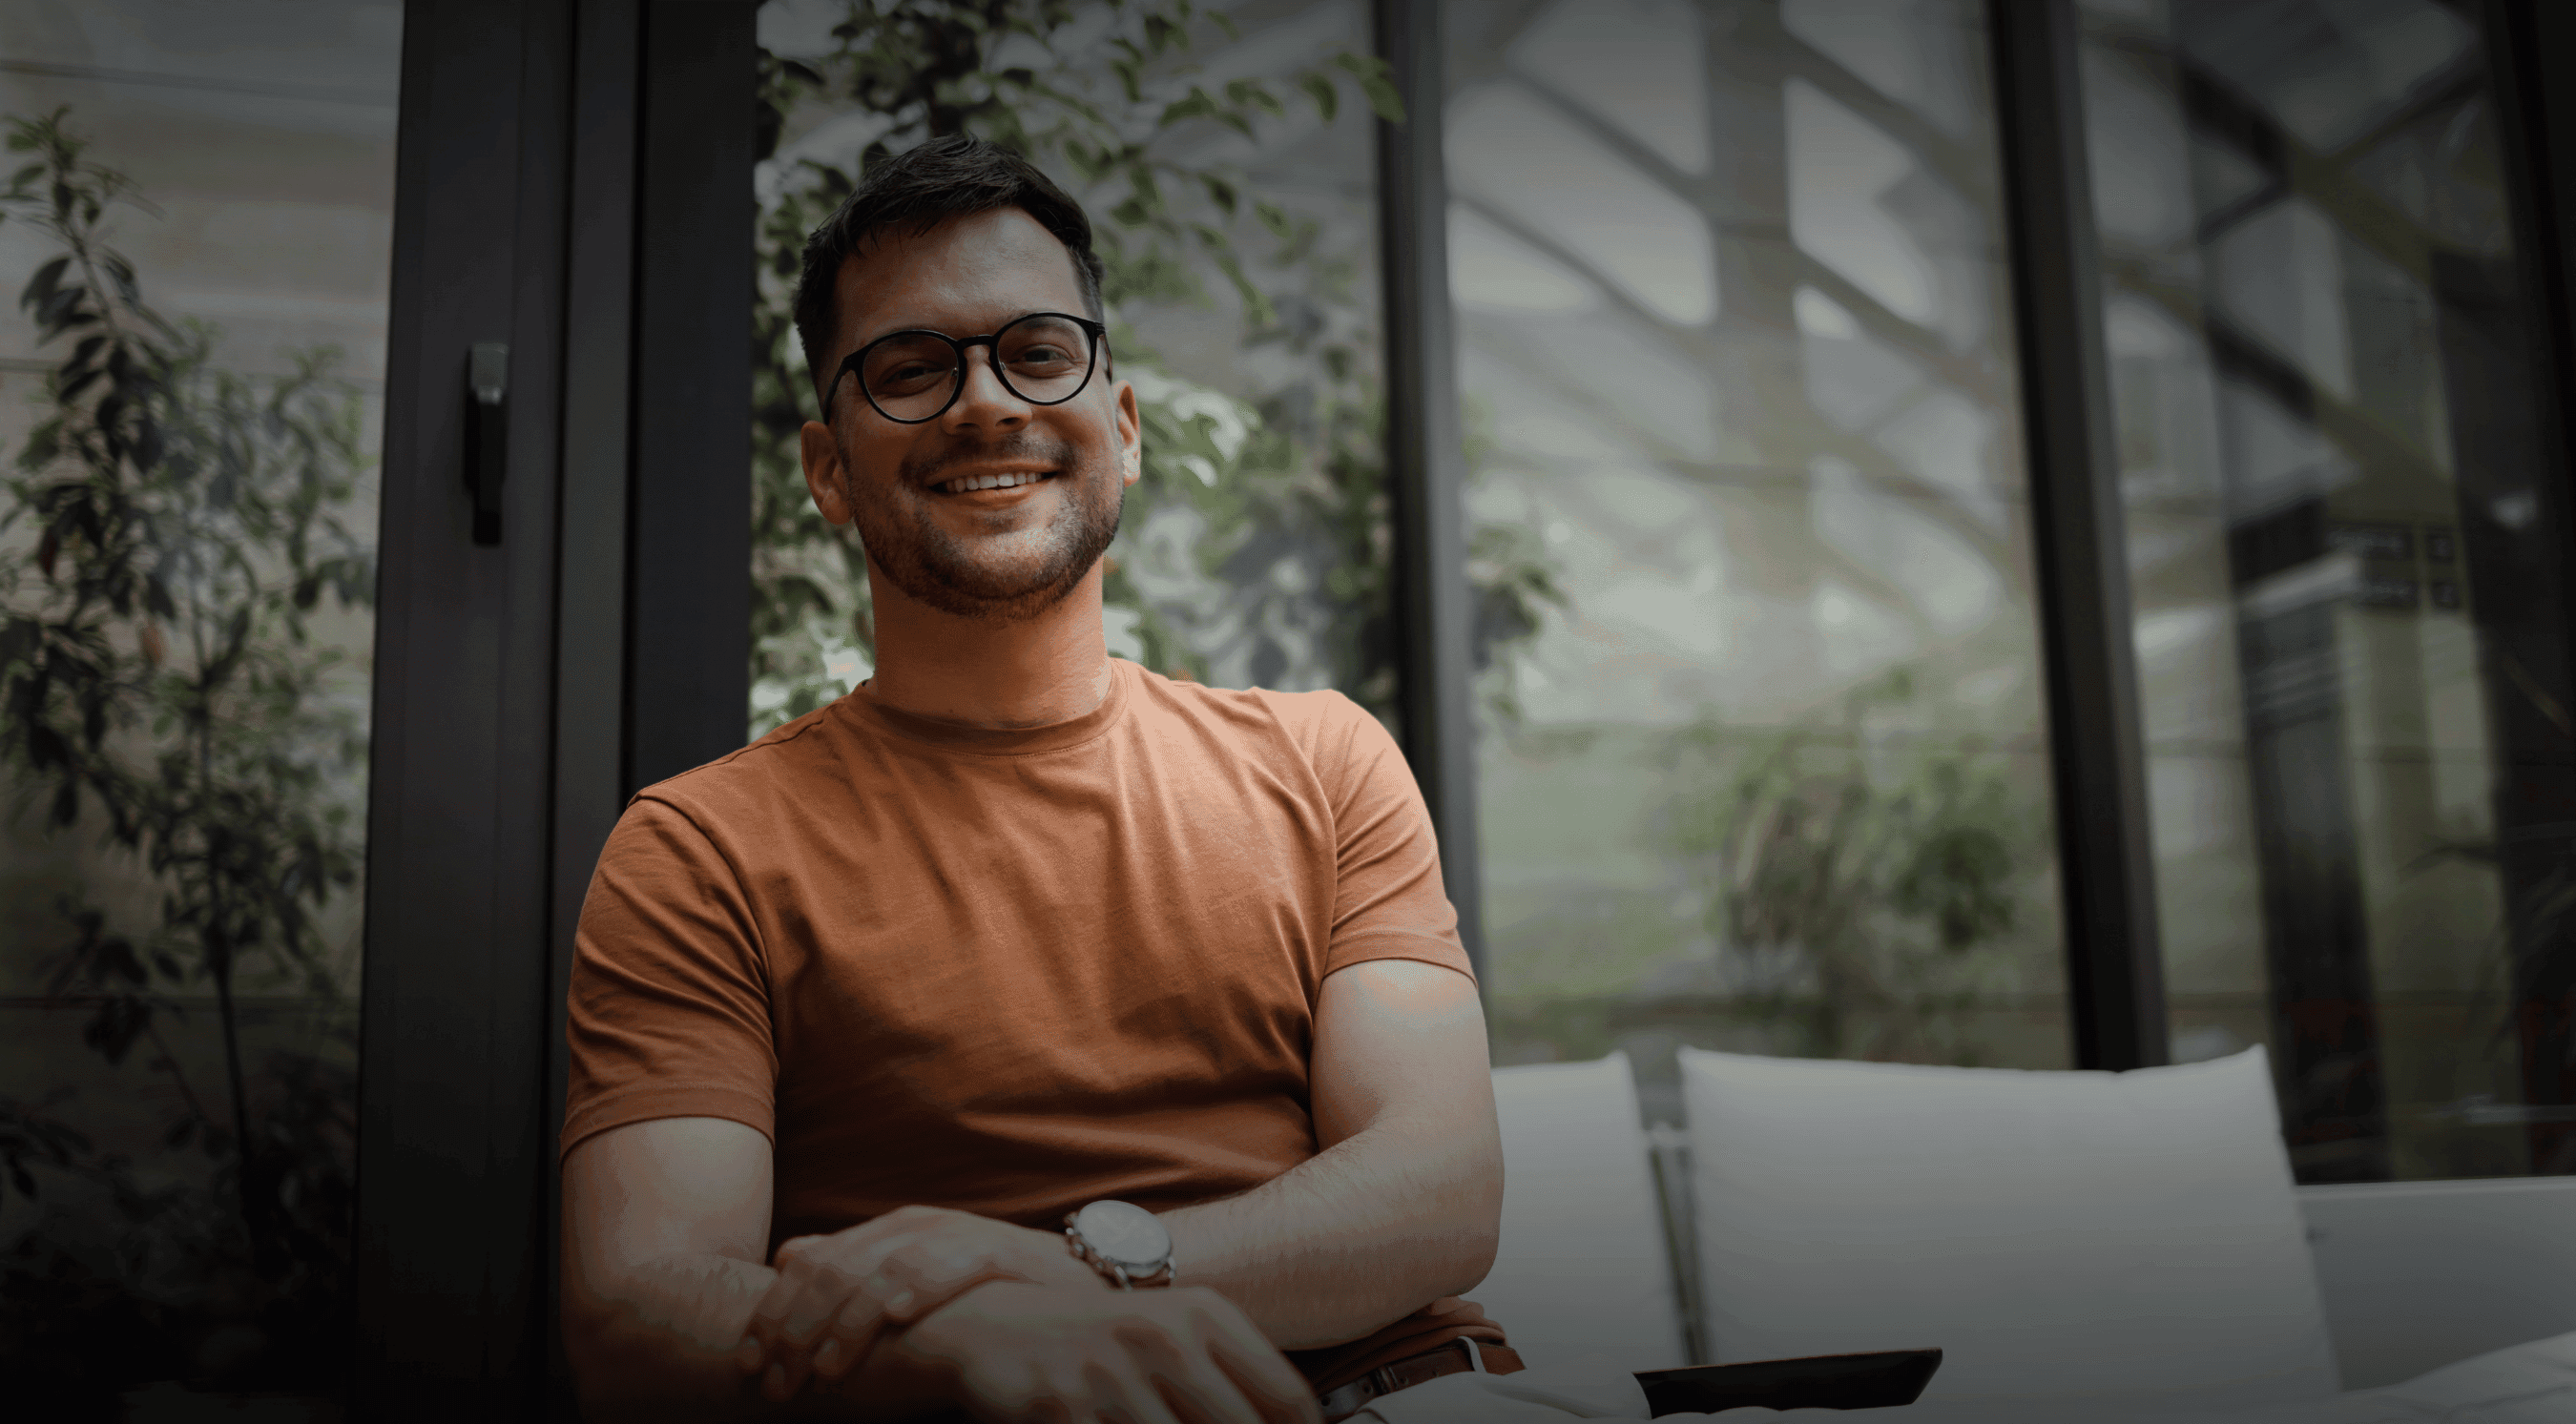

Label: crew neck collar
[837,657,1134,755]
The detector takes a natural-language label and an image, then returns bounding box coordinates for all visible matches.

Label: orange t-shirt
[561,658,1506,1391]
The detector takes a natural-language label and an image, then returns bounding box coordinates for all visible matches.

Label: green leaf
[1298,72,1337,125]
[22,255,68,313]
[1225,79,1284,118]
[1333,52,1405,123]
[1209,246,1277,329]
[1199,173,1237,216]
[1158,86,1216,127]
[103,254,140,309]
[35,283,85,333]
[19,417,61,469]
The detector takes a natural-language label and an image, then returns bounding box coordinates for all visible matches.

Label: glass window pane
[0,1,397,1401]
[2079,0,2576,1181]
[1448,0,2069,1124]
[752,0,1391,735]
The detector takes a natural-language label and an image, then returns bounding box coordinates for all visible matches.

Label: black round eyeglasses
[821,311,1108,425]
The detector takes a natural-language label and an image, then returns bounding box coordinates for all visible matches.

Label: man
[558,134,1515,1423]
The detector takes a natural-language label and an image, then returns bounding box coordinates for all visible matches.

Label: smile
[933,470,1053,495]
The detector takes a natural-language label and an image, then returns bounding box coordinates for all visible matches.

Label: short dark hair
[792,133,1108,399]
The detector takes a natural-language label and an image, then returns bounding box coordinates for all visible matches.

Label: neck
[861,561,1115,730]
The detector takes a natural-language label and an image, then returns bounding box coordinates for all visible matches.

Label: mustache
[900,432,1082,486]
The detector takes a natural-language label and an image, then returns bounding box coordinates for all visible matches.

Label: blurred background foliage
[749,0,1561,736]
[1655,667,2038,1066]
[0,108,367,1408]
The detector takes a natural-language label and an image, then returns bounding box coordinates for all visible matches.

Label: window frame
[347,0,2576,1411]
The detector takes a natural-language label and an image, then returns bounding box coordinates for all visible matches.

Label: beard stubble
[844,429,1126,625]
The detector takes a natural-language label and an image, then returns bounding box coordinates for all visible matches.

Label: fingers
[744,1234,868,1401]
[808,1250,1013,1385]
[745,1212,1055,1400]
[767,1274,851,1400]
[736,1254,808,1372]
[914,1283,1319,1424]
[1172,1290,1323,1424]
[1134,1339,1266,1424]
[806,1287,895,1385]
[1101,1290,1319,1424]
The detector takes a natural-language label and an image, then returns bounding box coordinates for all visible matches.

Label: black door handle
[466,341,508,546]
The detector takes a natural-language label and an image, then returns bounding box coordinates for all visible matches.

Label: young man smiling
[557,135,1516,1422]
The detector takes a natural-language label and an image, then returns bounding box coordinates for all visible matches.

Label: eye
[870,357,955,393]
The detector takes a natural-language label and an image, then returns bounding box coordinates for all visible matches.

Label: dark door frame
[355,0,579,1412]
[356,0,751,1415]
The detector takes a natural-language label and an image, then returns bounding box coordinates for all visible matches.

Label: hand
[885,1280,1321,1424]
[737,1205,1104,1402]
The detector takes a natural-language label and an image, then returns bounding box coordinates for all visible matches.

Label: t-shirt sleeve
[560,794,779,1162]
[1299,693,1477,983]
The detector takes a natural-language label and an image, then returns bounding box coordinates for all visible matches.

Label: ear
[1113,379,1141,489]
[800,421,853,525]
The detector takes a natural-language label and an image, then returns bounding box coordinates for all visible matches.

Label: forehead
[835,206,1087,354]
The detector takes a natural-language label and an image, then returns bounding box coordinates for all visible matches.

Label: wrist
[1063,1200,1176,1289]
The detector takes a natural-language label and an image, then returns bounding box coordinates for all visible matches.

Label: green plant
[1661,669,2035,1063]
[0,107,368,1394]
[749,0,1560,735]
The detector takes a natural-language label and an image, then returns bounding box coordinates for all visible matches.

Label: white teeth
[941,471,1046,493]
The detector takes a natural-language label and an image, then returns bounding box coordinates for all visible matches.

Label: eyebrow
[846,307,1068,356]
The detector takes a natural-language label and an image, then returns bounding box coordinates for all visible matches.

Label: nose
[940,344,1031,434]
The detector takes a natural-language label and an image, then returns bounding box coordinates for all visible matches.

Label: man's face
[800,206,1141,624]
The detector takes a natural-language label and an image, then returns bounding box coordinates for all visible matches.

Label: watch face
[1073,1200,1170,1269]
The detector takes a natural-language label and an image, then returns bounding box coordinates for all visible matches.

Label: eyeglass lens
[860,313,1094,422]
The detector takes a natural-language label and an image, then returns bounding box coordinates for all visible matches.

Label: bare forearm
[568,1253,945,1422]
[1159,1117,1501,1349]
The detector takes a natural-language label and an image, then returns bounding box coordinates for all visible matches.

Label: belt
[1317,1336,1524,1422]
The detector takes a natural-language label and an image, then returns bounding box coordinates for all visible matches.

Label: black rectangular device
[1633,1348,1943,1416]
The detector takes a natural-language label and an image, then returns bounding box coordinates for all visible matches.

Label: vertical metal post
[546,0,642,1410]
[2480,0,2576,1173]
[1988,0,2169,1070]
[1374,0,1486,976]
[626,0,755,795]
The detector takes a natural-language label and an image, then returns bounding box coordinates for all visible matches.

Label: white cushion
[2298,1177,2576,1386]
[1678,1045,2338,1409]
[1479,1052,1688,1373]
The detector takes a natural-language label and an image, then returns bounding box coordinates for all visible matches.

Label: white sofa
[1480,1050,2576,1413]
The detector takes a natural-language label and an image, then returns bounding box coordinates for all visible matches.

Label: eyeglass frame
[821,311,1111,427]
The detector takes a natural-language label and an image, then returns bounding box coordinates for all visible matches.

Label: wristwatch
[1064,1200,1176,1290]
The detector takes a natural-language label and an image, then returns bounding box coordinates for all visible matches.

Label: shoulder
[1122,663,1390,758]
[625,699,854,835]
[1120,665,1408,812]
